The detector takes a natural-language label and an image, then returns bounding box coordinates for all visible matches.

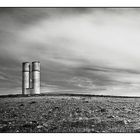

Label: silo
[22,62,30,94]
[32,61,40,94]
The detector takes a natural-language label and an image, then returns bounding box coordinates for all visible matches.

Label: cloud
[11,9,140,71]
[0,8,140,95]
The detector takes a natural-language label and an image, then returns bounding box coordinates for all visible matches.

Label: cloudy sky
[1,8,140,96]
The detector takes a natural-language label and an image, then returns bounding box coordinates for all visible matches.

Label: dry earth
[0,95,140,133]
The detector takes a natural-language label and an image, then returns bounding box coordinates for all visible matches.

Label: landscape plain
[1,94,140,133]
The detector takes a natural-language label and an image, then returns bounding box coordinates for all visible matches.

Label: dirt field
[1,94,140,133]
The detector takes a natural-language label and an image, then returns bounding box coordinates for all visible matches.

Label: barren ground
[0,94,140,133]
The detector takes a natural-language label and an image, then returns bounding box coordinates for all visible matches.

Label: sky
[1,8,140,96]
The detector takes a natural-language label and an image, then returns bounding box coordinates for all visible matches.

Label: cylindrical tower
[22,62,30,95]
[32,61,40,94]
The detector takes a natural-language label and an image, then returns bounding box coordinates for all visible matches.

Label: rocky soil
[0,95,140,133]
